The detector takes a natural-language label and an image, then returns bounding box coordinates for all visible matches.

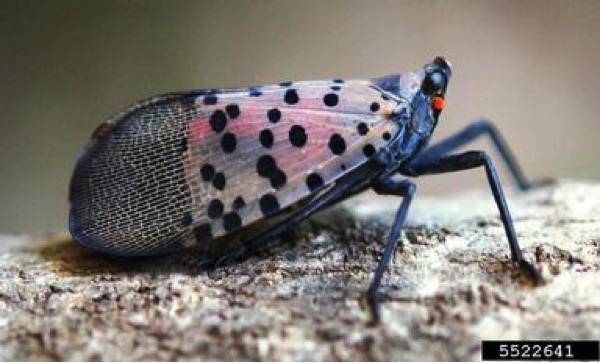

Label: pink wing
[184,80,401,242]
[69,79,401,256]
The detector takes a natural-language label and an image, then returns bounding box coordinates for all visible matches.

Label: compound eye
[431,96,445,112]
[422,71,446,95]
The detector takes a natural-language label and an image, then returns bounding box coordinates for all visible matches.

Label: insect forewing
[69,80,400,256]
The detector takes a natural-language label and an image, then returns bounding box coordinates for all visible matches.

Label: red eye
[431,96,445,112]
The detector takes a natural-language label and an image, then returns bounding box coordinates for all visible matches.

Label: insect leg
[401,150,541,281]
[367,178,416,324]
[417,120,552,190]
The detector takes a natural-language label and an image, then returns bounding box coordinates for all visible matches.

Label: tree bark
[0,181,598,361]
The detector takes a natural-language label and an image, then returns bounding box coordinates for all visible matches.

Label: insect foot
[517,259,545,285]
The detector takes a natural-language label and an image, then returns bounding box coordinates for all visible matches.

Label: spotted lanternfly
[69,57,546,322]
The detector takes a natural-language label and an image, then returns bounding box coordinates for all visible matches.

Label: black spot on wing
[270,169,287,189]
[259,129,274,148]
[220,132,237,153]
[323,93,339,107]
[289,125,307,147]
[256,155,277,178]
[225,104,240,119]
[209,110,227,133]
[267,108,281,123]
[223,212,242,232]
[249,87,262,97]
[363,144,376,158]
[306,173,324,192]
[232,196,246,210]
[357,122,369,136]
[256,154,286,189]
[201,164,215,181]
[259,194,280,216]
[328,134,346,155]
[203,92,218,106]
[284,89,299,105]
[212,172,226,190]
[208,199,224,219]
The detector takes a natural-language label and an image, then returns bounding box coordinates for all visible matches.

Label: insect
[69,56,546,322]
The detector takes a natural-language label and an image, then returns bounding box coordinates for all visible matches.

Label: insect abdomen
[69,95,197,256]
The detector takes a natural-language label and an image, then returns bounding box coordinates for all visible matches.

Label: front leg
[418,120,551,190]
[401,150,541,281]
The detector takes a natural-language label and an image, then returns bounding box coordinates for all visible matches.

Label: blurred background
[1,0,598,234]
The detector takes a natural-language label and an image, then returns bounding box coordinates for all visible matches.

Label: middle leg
[367,178,417,323]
